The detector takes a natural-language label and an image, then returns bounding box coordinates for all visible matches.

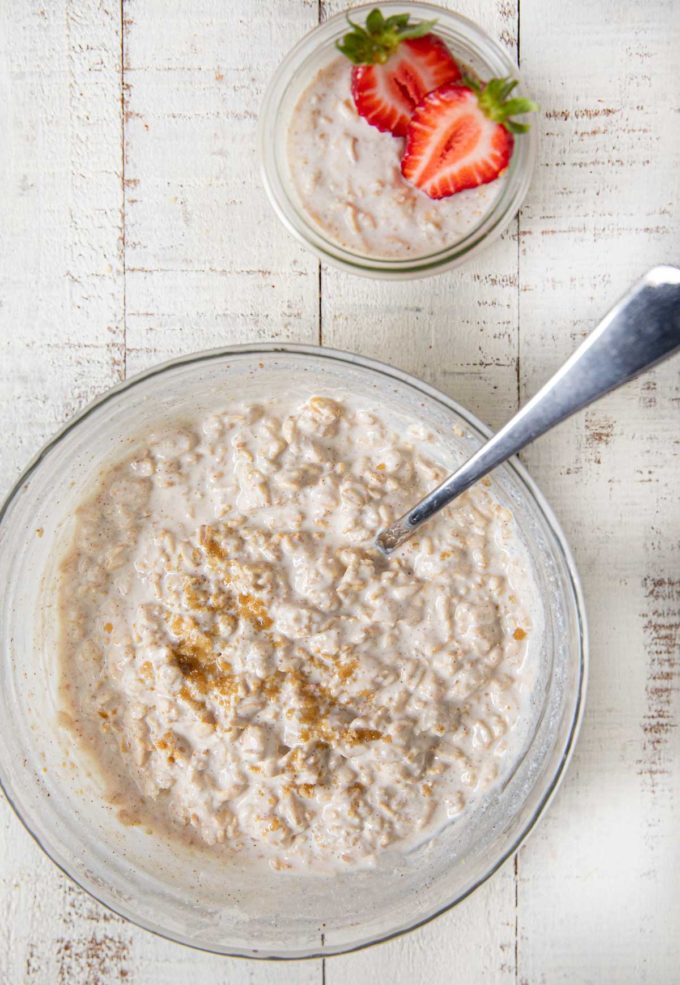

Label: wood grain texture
[1,0,679,981]
[0,3,129,983]
[515,1,680,982]
[122,0,319,374]
[0,0,124,481]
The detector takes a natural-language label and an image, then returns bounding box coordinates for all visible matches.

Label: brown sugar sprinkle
[173,646,239,701]
[297,783,315,798]
[35,527,44,538]
[201,531,228,564]
[344,727,383,745]
[376,463,386,471]
[238,593,273,631]
[261,669,286,699]
[513,627,527,641]
[103,622,113,634]
[176,685,217,727]
[288,668,385,747]
[336,658,358,683]
[169,614,213,661]
[440,551,451,561]
[184,579,210,611]
[162,524,390,752]
[179,684,200,708]
[347,782,365,818]
[422,783,433,797]
[139,660,154,684]
[289,668,336,730]
[98,710,108,719]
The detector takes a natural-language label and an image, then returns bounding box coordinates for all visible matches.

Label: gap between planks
[120,0,128,380]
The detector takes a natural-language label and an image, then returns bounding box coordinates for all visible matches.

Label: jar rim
[258,1,537,279]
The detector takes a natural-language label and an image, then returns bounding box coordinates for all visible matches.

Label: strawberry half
[336,9,461,137]
[351,35,461,137]
[401,77,538,199]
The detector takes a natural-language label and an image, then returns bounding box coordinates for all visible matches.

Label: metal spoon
[376,265,680,555]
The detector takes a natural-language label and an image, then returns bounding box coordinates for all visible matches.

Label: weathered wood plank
[0,0,125,487]
[122,0,320,374]
[0,2,130,983]
[326,867,518,985]
[516,0,680,981]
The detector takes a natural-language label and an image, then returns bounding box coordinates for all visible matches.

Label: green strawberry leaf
[470,75,539,133]
[336,7,438,65]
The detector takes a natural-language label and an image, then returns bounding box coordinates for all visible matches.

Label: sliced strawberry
[336,8,461,137]
[351,35,461,137]
[401,85,513,198]
[401,77,538,199]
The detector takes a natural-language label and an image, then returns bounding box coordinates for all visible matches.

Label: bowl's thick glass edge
[0,341,589,960]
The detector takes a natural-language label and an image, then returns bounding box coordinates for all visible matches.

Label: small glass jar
[259,1,537,280]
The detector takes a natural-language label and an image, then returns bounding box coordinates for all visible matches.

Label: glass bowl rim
[0,341,588,960]
[257,0,538,280]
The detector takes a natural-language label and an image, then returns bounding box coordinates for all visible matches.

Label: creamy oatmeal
[59,395,535,870]
[288,56,503,260]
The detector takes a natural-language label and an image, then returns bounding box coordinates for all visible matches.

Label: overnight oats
[58,394,538,871]
[288,54,503,259]
[261,4,537,274]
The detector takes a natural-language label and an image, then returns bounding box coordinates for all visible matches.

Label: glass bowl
[258,1,537,279]
[0,344,586,959]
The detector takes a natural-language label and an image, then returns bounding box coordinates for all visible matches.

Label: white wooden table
[1,1,679,982]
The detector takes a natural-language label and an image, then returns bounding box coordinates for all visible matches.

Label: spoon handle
[377,265,680,554]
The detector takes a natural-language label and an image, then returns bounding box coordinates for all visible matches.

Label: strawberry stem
[462,75,539,133]
[336,8,437,65]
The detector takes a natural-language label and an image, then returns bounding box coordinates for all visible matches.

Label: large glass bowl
[0,344,586,959]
